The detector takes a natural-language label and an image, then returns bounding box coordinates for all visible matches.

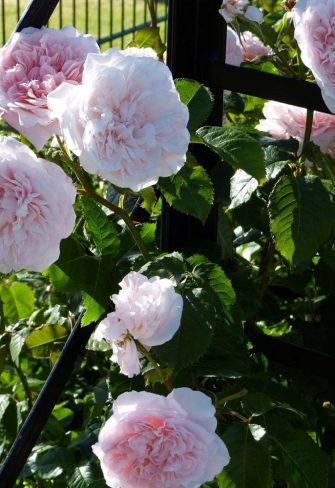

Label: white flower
[48,48,189,191]
[95,271,183,377]
[219,0,263,24]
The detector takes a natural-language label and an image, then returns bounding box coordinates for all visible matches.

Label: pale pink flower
[92,388,230,488]
[257,100,335,157]
[239,31,270,61]
[94,271,183,377]
[0,136,76,273]
[48,48,189,192]
[219,0,263,24]
[226,27,243,66]
[292,0,335,113]
[122,46,158,59]
[0,26,99,149]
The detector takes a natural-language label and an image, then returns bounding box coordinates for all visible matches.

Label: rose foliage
[0,1,335,487]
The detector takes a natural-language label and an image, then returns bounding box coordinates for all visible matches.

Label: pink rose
[239,31,270,61]
[0,26,99,149]
[95,271,183,377]
[219,0,263,24]
[226,27,243,66]
[0,136,76,273]
[292,0,335,113]
[92,388,230,488]
[257,100,335,157]
[48,48,189,191]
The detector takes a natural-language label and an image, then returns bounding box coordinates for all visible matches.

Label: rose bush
[95,271,183,377]
[0,26,99,148]
[48,48,189,191]
[0,136,76,273]
[92,388,230,488]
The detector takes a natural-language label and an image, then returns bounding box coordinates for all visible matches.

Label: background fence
[0,0,168,47]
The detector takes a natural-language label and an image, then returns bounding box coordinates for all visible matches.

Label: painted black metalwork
[0,1,334,486]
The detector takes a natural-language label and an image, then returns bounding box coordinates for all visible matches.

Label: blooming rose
[92,388,230,488]
[239,31,270,61]
[0,136,76,273]
[95,271,183,377]
[48,48,189,191]
[292,0,335,113]
[0,26,99,149]
[226,27,244,66]
[219,0,263,24]
[257,100,335,157]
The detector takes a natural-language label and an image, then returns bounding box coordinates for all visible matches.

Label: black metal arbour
[0,0,335,486]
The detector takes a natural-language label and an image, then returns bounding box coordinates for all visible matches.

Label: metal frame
[0,1,334,486]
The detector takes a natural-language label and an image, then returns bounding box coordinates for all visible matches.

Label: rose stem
[300,108,314,162]
[56,136,151,263]
[134,339,173,392]
[146,0,157,28]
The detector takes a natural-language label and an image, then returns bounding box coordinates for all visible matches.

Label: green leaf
[175,78,214,132]
[241,393,277,416]
[266,417,330,488]
[127,26,165,55]
[45,237,119,310]
[229,170,258,209]
[69,464,106,488]
[35,447,75,479]
[26,324,68,349]
[0,282,35,323]
[153,288,213,369]
[158,153,214,223]
[81,197,120,257]
[269,175,335,267]
[82,293,106,326]
[0,394,10,422]
[218,423,271,488]
[9,328,30,366]
[197,126,266,181]
[139,187,157,215]
[223,92,245,115]
[140,252,186,285]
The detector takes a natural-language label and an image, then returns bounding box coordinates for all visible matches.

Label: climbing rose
[92,388,230,488]
[0,26,99,149]
[292,0,335,113]
[48,48,189,191]
[257,101,335,157]
[94,271,183,377]
[238,31,270,61]
[226,27,243,66]
[219,0,263,24]
[0,136,76,273]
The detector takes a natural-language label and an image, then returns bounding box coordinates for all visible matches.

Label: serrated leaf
[153,288,213,369]
[81,197,120,257]
[229,170,258,209]
[82,293,105,326]
[9,328,30,366]
[266,416,330,488]
[26,324,68,349]
[127,26,165,55]
[218,423,271,488]
[69,464,106,488]
[223,92,245,115]
[158,153,214,223]
[0,282,35,323]
[139,187,157,214]
[197,126,265,181]
[0,394,10,422]
[242,393,277,416]
[269,175,335,267]
[175,78,214,132]
[35,447,75,479]
[139,252,186,285]
[45,237,119,310]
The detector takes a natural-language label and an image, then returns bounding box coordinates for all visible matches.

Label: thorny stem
[146,0,157,28]
[134,339,173,392]
[56,136,151,263]
[11,357,33,410]
[300,108,314,162]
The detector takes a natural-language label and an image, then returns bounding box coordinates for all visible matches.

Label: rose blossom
[0,136,76,273]
[92,388,230,488]
[0,26,99,149]
[94,271,183,377]
[48,48,189,192]
[219,0,263,24]
[226,27,244,66]
[239,31,270,61]
[257,100,335,157]
[292,0,335,113]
